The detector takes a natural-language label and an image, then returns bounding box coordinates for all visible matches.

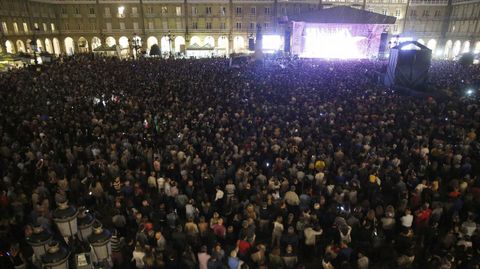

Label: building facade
[0,0,479,58]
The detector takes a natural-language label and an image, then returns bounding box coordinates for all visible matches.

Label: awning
[288,6,396,24]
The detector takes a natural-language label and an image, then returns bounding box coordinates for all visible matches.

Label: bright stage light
[263,35,282,51]
[302,27,366,59]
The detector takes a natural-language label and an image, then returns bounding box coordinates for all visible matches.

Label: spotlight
[466,89,474,96]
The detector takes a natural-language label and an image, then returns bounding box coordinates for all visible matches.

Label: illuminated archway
[426,39,437,51]
[16,40,25,53]
[53,38,61,55]
[233,36,245,52]
[174,36,185,53]
[26,39,32,53]
[64,37,75,55]
[444,40,452,58]
[160,36,171,53]
[36,39,44,52]
[452,40,461,57]
[91,37,101,50]
[190,36,201,46]
[118,36,129,49]
[147,36,158,52]
[105,36,116,47]
[45,38,53,54]
[475,41,480,53]
[218,36,229,55]
[5,40,15,54]
[204,36,215,47]
[78,37,89,52]
[462,41,470,53]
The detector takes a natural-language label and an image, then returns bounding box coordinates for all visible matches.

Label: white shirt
[401,214,414,228]
[304,227,323,246]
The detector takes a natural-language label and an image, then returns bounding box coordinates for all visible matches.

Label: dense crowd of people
[0,55,479,269]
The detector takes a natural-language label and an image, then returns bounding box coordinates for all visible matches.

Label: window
[221,6,226,16]
[77,24,81,30]
[368,8,374,13]
[206,7,212,15]
[105,7,110,16]
[206,22,212,29]
[162,6,168,14]
[106,22,112,31]
[281,7,287,15]
[13,22,18,33]
[265,7,271,15]
[410,10,416,16]
[23,22,29,33]
[382,9,387,15]
[251,7,256,15]
[1,22,7,34]
[163,21,168,30]
[120,22,125,30]
[75,7,80,14]
[89,7,95,14]
[236,22,242,30]
[148,21,154,29]
[264,22,269,29]
[118,6,125,17]
[395,9,400,17]
[133,22,139,30]
[147,7,153,14]
[296,7,300,14]
[422,10,429,17]
[50,23,55,31]
[220,22,226,29]
[192,22,198,29]
[90,23,96,30]
[236,7,242,15]
[176,21,182,29]
[434,10,441,17]
[176,7,182,16]
[64,23,69,30]
[61,7,67,14]
[249,22,255,30]
[43,23,47,32]
[132,7,138,15]
[34,23,39,30]
[192,7,198,15]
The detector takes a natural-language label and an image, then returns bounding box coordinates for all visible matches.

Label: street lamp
[166,31,175,57]
[53,199,78,242]
[77,208,94,242]
[88,221,112,267]
[129,33,142,59]
[26,224,53,260]
[30,26,40,65]
[41,241,70,269]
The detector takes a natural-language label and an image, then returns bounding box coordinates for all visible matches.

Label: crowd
[0,55,479,269]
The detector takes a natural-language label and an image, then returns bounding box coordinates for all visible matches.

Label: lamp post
[53,200,78,243]
[129,33,142,59]
[41,241,70,269]
[26,224,53,260]
[88,221,112,267]
[77,208,95,242]
[166,31,175,57]
[30,26,40,65]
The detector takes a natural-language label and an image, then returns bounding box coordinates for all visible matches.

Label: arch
[452,40,461,57]
[174,36,185,53]
[160,36,171,53]
[91,37,101,50]
[233,36,245,52]
[417,39,425,45]
[78,37,89,53]
[461,41,470,53]
[53,38,61,55]
[45,38,53,54]
[36,39,44,52]
[118,36,129,49]
[190,36,201,46]
[475,41,480,54]
[444,40,452,58]
[64,37,75,55]
[426,39,437,51]
[16,40,26,53]
[204,36,215,47]
[218,36,228,49]
[26,39,32,53]
[147,36,158,51]
[106,36,116,47]
[5,40,15,54]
